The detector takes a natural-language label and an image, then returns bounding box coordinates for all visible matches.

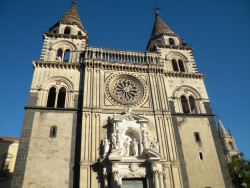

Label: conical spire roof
[60,1,84,29]
[218,119,228,137]
[150,11,174,38]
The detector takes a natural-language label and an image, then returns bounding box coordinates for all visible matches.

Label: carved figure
[103,137,110,157]
[123,138,130,156]
[116,129,121,145]
[111,133,117,150]
[132,138,138,156]
[142,131,149,149]
[151,138,160,152]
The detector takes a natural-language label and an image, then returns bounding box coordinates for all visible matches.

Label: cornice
[43,32,88,40]
[32,60,81,69]
[157,44,193,51]
[164,71,205,79]
[84,59,164,73]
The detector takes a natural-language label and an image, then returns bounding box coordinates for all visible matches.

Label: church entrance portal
[122,178,147,188]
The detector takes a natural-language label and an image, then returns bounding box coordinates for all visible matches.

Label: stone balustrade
[84,46,159,64]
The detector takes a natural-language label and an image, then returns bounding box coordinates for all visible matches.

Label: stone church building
[11,2,233,188]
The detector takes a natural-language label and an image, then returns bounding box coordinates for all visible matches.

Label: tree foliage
[227,153,250,188]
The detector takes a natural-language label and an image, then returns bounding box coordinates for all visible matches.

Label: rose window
[114,80,139,102]
[106,74,147,107]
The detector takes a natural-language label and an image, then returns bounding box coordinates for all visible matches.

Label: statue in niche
[123,138,130,156]
[151,138,160,152]
[103,137,110,157]
[111,133,117,150]
[131,138,138,156]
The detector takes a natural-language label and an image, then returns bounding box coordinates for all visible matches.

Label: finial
[227,127,232,136]
[73,0,77,5]
[216,113,220,120]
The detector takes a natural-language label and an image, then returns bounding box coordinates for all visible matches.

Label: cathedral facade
[12,2,233,188]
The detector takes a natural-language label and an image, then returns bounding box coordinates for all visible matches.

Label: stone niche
[100,108,164,188]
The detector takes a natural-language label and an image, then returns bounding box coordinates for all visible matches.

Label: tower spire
[218,117,228,138]
[150,10,174,39]
[60,1,84,29]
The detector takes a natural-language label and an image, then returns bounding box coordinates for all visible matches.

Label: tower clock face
[105,73,148,107]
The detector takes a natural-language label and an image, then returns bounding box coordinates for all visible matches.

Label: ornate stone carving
[103,137,110,157]
[113,79,139,102]
[105,73,148,107]
[151,138,160,152]
[131,138,139,156]
[129,163,139,172]
[123,138,130,156]
[107,109,161,159]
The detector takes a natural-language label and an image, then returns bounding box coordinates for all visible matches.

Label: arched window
[56,49,63,61]
[229,142,234,150]
[47,87,56,107]
[78,31,82,36]
[57,87,66,108]
[189,96,197,114]
[64,27,71,34]
[63,49,70,62]
[178,60,185,72]
[169,38,175,45]
[172,59,179,71]
[181,96,190,113]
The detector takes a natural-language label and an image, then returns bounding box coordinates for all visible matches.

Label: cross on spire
[153,3,161,14]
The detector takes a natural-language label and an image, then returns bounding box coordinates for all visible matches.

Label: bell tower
[11,2,86,187]
[145,11,233,188]
[218,118,239,160]
[40,1,88,63]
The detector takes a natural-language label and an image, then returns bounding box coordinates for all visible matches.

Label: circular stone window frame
[105,73,148,107]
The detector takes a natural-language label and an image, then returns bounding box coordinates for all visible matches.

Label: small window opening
[189,96,197,114]
[53,30,57,34]
[178,60,185,72]
[194,132,201,142]
[63,49,70,62]
[181,96,190,113]
[47,87,56,107]
[56,48,63,61]
[78,31,82,36]
[169,38,175,45]
[64,27,71,34]
[172,59,179,71]
[229,141,234,150]
[57,87,66,108]
[50,125,57,138]
[155,40,162,45]
[199,152,204,160]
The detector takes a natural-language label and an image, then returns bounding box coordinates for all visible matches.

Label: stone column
[154,170,160,188]
[112,171,119,188]
[118,176,122,188]
[103,169,108,188]
[159,171,164,188]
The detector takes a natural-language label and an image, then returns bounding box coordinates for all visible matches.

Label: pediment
[113,108,148,123]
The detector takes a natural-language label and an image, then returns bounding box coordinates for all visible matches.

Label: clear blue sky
[0,0,249,159]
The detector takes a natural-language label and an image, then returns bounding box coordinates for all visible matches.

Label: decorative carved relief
[105,73,148,107]
[129,163,139,172]
[102,108,161,159]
